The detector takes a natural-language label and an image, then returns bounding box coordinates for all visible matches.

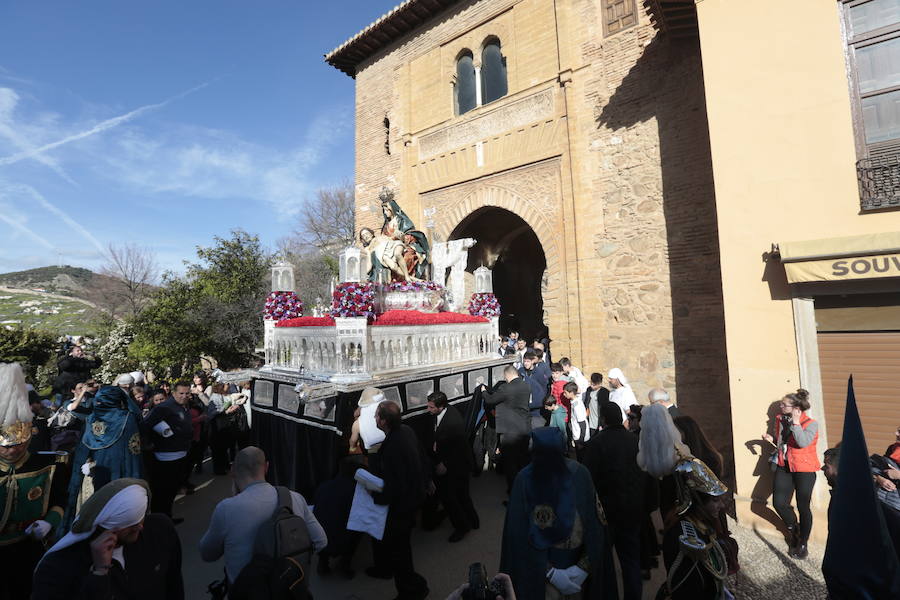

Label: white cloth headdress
[44,482,149,556]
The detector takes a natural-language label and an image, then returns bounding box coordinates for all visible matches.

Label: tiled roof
[324,0,463,77]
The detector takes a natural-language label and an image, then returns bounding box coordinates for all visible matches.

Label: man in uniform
[0,362,69,600]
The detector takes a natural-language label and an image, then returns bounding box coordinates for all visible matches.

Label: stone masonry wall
[349,0,733,472]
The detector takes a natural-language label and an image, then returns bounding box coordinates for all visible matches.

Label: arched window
[481,39,507,105]
[455,51,477,115]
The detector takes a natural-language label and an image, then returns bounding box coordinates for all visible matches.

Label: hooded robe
[500,427,617,600]
[60,386,143,536]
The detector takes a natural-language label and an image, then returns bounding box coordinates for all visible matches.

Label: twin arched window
[455,38,507,116]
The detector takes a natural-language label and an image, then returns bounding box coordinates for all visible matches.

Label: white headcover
[115,373,135,386]
[45,484,148,556]
[607,367,628,385]
[129,371,145,384]
[359,398,391,449]
[0,362,31,428]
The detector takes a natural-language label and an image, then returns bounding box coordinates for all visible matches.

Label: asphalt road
[176,461,671,600]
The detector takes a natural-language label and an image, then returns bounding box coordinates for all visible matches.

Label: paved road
[175,464,825,599]
[177,465,511,599]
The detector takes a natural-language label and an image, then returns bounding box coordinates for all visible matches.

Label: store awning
[779,232,900,284]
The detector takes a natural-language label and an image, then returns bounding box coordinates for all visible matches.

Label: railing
[858,155,900,211]
[265,318,499,380]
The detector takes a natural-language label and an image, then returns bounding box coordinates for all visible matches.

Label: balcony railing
[858,155,900,211]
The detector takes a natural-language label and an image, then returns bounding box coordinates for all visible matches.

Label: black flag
[822,376,900,598]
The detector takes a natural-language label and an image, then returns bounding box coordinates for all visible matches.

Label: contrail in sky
[0,208,55,250]
[0,80,212,167]
[0,182,105,254]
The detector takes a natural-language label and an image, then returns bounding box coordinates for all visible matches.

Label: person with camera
[52,345,101,403]
[446,569,516,600]
[762,388,819,559]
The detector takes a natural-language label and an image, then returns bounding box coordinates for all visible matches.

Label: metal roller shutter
[818,332,900,455]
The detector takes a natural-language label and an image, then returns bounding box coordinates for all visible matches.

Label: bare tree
[294,181,356,253]
[98,243,159,319]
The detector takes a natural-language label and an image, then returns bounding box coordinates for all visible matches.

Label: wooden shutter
[818,331,900,456]
[604,0,637,36]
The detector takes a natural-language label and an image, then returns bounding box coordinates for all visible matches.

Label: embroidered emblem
[92,420,107,436]
[532,504,556,529]
[128,433,141,455]
[27,485,43,501]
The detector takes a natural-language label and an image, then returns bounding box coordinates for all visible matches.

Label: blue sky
[0,1,396,275]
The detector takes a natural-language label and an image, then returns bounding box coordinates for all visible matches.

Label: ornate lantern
[339,247,362,283]
[271,262,295,292]
[474,266,493,294]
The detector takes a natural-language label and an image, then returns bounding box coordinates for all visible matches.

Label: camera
[462,563,505,600]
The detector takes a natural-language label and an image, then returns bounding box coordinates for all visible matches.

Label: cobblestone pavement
[724,520,827,600]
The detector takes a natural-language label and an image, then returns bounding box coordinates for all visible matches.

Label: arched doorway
[449,207,547,342]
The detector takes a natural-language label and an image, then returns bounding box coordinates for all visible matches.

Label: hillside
[0,265,117,302]
[0,290,98,336]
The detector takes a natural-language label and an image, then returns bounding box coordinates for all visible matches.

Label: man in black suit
[480,365,532,495]
[426,391,479,543]
[371,401,429,600]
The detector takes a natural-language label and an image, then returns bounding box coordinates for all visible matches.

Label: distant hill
[0,265,117,302]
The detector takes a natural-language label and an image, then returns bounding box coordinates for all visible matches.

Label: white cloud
[95,108,351,217]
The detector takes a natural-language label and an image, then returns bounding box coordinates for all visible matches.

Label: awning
[779,232,900,284]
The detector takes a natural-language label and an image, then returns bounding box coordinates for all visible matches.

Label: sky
[0,1,398,275]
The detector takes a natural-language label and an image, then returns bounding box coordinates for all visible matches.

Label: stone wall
[349,0,733,471]
[574,1,733,469]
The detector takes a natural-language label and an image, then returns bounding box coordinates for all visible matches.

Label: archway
[449,207,547,342]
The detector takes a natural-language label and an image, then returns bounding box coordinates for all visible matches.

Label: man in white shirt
[608,367,637,419]
[199,446,327,584]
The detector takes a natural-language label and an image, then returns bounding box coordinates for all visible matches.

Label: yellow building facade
[327,0,900,539]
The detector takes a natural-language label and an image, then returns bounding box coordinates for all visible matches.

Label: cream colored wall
[697,0,900,539]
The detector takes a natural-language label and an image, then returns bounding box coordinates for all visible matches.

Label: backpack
[229,486,313,600]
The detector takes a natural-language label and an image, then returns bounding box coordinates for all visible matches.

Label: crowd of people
[2,331,899,600]
[0,344,253,599]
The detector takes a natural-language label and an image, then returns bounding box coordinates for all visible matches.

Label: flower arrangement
[386,280,443,293]
[468,292,501,318]
[276,316,336,328]
[372,310,488,326]
[264,291,304,321]
[330,282,376,319]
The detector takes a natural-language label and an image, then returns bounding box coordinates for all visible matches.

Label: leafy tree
[131,230,272,374]
[0,326,56,381]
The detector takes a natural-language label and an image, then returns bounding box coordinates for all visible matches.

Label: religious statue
[360,188,431,282]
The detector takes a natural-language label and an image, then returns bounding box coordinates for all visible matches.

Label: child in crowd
[544,395,568,441]
[549,362,570,419]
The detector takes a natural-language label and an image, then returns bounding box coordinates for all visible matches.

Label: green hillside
[0,265,99,298]
[0,291,98,336]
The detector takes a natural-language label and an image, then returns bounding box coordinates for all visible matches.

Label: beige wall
[697,0,900,539]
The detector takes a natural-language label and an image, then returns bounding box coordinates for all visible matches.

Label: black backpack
[229,486,313,600]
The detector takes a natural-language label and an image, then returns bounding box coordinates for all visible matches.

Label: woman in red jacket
[763,388,820,559]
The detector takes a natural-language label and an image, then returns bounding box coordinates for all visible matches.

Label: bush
[0,326,56,382]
